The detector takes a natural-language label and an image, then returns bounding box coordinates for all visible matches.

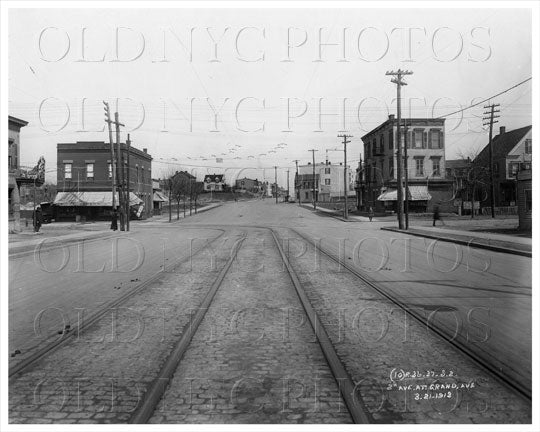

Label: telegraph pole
[274,166,278,204]
[483,103,500,218]
[403,120,409,230]
[308,149,318,210]
[125,134,131,232]
[114,112,126,230]
[293,160,300,205]
[103,102,116,211]
[286,169,290,201]
[386,69,413,230]
[338,134,352,220]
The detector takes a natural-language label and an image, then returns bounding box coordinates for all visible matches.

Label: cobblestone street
[7,200,532,424]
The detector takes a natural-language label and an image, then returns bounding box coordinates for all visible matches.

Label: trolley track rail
[268,229,371,424]
[129,234,246,423]
[9,222,530,424]
[285,227,532,401]
[9,229,228,379]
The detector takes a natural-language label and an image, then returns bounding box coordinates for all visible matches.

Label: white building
[297,161,354,202]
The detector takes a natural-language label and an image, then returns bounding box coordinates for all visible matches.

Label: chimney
[308,162,311,165]
[389,114,395,121]
[143,148,148,153]
[499,126,506,135]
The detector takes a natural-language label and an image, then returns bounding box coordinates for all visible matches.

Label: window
[389,158,394,178]
[432,158,441,176]
[305,192,309,199]
[86,163,94,179]
[64,163,72,179]
[380,134,385,152]
[525,139,532,154]
[388,130,393,150]
[325,178,331,185]
[509,163,519,177]
[325,168,331,174]
[108,163,112,179]
[431,130,441,149]
[525,189,532,212]
[415,158,424,176]
[136,166,140,183]
[414,130,423,148]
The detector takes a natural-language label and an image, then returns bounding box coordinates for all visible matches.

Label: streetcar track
[8,229,228,379]
[131,226,364,423]
[285,227,532,401]
[268,228,372,424]
[8,221,530,424]
[129,233,247,423]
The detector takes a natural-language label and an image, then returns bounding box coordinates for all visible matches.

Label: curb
[300,204,360,222]
[8,231,118,258]
[380,227,532,258]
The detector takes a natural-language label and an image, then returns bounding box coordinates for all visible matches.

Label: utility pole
[483,103,500,219]
[103,102,116,212]
[293,160,300,205]
[386,69,413,230]
[286,169,290,202]
[338,134,352,220]
[308,149,318,210]
[125,134,131,231]
[274,166,278,203]
[114,112,126,230]
[403,121,409,230]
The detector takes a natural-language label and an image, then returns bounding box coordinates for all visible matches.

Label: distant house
[235,177,259,193]
[203,173,225,192]
[296,161,354,203]
[474,125,532,207]
[152,179,168,215]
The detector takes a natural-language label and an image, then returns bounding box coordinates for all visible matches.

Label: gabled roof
[204,174,224,182]
[477,125,532,160]
[445,159,470,170]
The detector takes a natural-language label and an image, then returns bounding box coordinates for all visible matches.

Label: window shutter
[428,130,432,149]
[439,131,444,149]
[422,131,427,149]
[408,130,413,148]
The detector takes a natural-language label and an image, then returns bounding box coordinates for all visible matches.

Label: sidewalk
[8,203,222,256]
[300,204,370,222]
[8,229,116,257]
[381,225,532,257]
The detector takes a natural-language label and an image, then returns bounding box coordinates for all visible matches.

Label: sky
[7,6,533,186]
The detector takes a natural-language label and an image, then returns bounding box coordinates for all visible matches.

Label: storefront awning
[153,191,168,202]
[377,185,432,202]
[54,191,143,207]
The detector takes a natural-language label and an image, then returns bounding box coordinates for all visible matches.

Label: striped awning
[377,185,432,202]
[54,191,143,207]
[153,191,168,202]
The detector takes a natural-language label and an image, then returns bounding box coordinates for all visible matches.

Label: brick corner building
[54,141,152,221]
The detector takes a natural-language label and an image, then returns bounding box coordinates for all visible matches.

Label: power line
[435,77,531,119]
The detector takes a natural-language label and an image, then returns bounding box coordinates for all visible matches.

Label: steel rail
[9,229,228,379]
[287,227,532,401]
[129,234,247,423]
[269,228,372,424]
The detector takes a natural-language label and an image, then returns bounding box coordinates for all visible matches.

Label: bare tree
[455,150,490,218]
